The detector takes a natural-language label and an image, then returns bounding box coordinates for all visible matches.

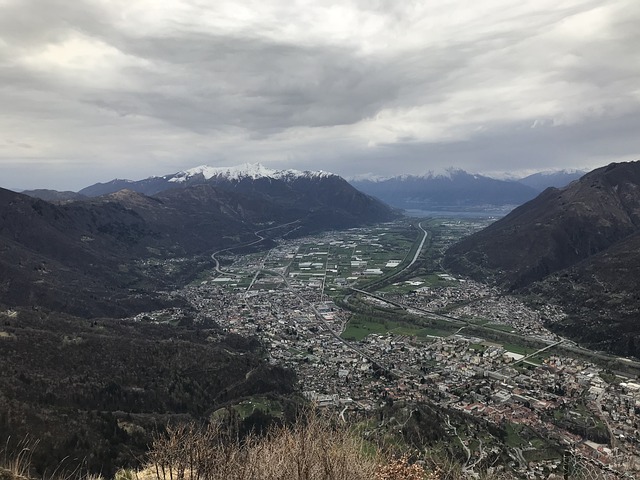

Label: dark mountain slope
[443,161,640,356]
[0,187,265,316]
[0,171,397,316]
[198,174,397,229]
[77,163,398,234]
[532,231,640,356]
[444,161,640,289]
[0,188,181,316]
[77,163,397,224]
[78,176,173,197]
[0,313,296,476]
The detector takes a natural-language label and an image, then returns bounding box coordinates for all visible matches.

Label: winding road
[211,219,301,276]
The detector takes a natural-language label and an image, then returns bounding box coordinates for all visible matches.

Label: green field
[341,314,452,341]
[211,396,284,421]
[502,343,536,356]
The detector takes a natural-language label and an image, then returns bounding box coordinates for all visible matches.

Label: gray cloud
[0,0,638,190]
[86,33,400,133]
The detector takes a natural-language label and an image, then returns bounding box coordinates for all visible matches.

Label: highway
[348,287,466,326]
[410,222,429,267]
[510,340,565,366]
[359,221,429,290]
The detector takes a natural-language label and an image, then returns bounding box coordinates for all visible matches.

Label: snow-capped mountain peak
[168,163,276,182]
[168,163,335,183]
[421,167,468,180]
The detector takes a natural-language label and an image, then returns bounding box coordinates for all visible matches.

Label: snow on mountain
[352,167,585,184]
[349,167,472,183]
[347,173,388,182]
[168,163,335,183]
[420,167,469,180]
[534,168,585,176]
[350,168,539,211]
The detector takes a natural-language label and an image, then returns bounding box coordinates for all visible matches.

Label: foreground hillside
[0,408,538,480]
[1,407,603,480]
[0,310,297,475]
[444,161,640,356]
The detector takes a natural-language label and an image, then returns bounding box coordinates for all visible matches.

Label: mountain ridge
[443,160,640,356]
[168,162,335,183]
[350,169,540,212]
[77,163,339,197]
[0,168,398,316]
[517,169,585,191]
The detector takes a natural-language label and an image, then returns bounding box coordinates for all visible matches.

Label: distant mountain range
[444,161,640,357]
[3,164,397,316]
[23,167,585,215]
[18,189,88,202]
[350,169,585,213]
[516,169,586,191]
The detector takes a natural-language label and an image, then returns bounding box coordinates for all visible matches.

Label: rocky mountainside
[0,187,185,317]
[444,161,640,356]
[350,169,539,212]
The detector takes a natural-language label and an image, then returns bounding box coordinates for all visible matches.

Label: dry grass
[143,413,521,480]
[1,437,108,480]
[143,413,541,480]
[1,416,541,480]
[146,413,381,480]
[1,437,38,480]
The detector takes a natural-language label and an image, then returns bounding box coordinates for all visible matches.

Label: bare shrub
[147,413,379,480]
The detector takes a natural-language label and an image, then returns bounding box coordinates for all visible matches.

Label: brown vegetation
[146,414,379,480]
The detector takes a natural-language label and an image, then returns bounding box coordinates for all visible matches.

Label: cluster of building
[386,280,564,342]
[174,278,639,476]
[134,222,640,477]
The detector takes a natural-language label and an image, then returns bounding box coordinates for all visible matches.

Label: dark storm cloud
[84,33,403,133]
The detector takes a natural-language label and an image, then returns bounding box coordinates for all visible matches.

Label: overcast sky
[1,0,639,190]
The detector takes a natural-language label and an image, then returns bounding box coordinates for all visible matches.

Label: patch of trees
[0,313,297,476]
